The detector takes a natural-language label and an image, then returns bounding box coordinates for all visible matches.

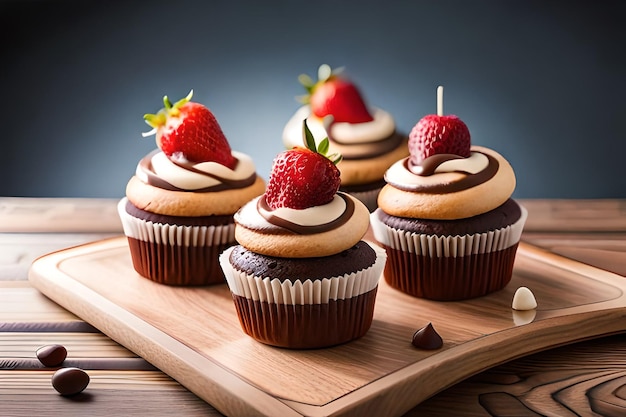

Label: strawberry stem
[297,64,345,104]
[142,90,194,137]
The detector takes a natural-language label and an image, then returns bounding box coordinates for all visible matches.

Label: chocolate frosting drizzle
[386,151,499,194]
[139,150,257,192]
[257,192,355,235]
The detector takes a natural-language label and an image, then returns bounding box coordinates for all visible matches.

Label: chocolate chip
[36,344,67,367]
[412,322,443,350]
[52,367,90,396]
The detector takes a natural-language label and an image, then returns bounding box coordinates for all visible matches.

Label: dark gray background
[2,0,625,199]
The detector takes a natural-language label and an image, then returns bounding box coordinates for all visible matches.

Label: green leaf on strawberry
[301,119,342,165]
[143,90,194,137]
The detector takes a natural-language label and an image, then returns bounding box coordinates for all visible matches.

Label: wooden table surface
[1,197,625,416]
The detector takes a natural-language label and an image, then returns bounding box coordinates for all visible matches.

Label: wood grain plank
[0,333,137,358]
[0,370,219,416]
[0,197,123,233]
[0,357,156,371]
[27,237,626,417]
[0,283,85,323]
[408,334,626,416]
[522,232,626,277]
[519,199,626,232]
[0,370,180,392]
[0,233,120,281]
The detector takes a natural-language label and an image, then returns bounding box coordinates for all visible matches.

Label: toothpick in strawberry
[264,120,342,210]
[408,86,471,166]
[142,90,237,169]
[298,64,374,124]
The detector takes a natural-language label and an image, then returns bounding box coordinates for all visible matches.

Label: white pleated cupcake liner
[117,198,234,247]
[219,242,386,305]
[370,205,528,258]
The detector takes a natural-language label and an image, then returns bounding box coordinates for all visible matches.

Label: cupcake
[371,86,527,301]
[282,64,408,211]
[220,121,386,349]
[118,90,265,286]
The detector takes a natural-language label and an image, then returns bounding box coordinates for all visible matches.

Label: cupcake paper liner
[371,206,527,257]
[117,199,234,247]
[118,198,235,286]
[370,205,528,300]
[219,242,386,348]
[219,242,386,305]
[231,289,378,349]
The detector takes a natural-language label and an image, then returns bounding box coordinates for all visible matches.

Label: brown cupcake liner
[118,198,234,286]
[219,242,386,348]
[126,237,231,286]
[231,288,378,349]
[382,243,519,300]
[370,205,527,300]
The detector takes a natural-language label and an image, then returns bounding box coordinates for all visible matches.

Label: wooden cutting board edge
[27,237,626,417]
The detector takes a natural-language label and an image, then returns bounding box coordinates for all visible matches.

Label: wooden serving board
[28,236,626,417]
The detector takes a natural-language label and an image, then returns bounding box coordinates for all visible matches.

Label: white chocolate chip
[512,286,537,311]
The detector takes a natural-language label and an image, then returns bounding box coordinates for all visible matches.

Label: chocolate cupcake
[371,86,527,301]
[220,121,386,348]
[118,90,265,286]
[282,64,408,211]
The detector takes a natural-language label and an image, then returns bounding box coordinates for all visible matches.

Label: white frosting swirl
[259,194,346,226]
[236,194,347,229]
[282,105,396,150]
[136,150,257,191]
[385,151,489,188]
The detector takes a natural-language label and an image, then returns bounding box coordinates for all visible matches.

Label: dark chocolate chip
[52,367,90,396]
[36,344,67,367]
[412,322,443,350]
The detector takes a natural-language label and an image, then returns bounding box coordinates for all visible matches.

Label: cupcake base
[220,242,386,349]
[382,243,519,301]
[118,198,235,286]
[232,288,378,349]
[371,203,527,301]
[126,237,230,286]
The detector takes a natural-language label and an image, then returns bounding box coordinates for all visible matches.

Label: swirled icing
[234,192,371,257]
[384,149,498,194]
[282,105,397,159]
[236,193,353,234]
[136,149,258,192]
[377,146,516,220]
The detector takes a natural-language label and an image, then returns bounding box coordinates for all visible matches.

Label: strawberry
[264,120,342,210]
[298,64,374,124]
[408,114,471,165]
[142,90,237,169]
[408,86,471,165]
